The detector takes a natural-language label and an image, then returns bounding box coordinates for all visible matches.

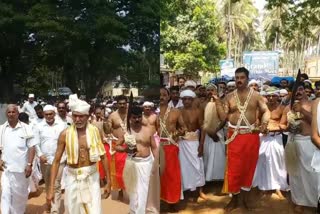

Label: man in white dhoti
[47,94,111,214]
[35,105,67,213]
[115,106,157,213]
[202,84,226,183]
[253,87,288,198]
[280,83,319,213]
[179,89,205,202]
[0,104,36,214]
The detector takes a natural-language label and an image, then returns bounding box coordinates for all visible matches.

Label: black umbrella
[290,69,302,109]
[127,92,133,133]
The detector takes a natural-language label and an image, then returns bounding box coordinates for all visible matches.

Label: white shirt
[31,117,44,126]
[0,122,37,173]
[36,119,67,164]
[21,101,38,120]
[55,115,73,127]
[168,99,184,108]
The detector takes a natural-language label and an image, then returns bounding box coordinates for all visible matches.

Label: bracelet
[27,163,32,166]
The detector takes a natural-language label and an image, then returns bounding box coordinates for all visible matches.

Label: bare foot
[199,191,208,201]
[224,196,239,212]
[293,205,303,213]
[242,192,255,211]
[275,189,285,200]
[243,198,254,211]
[169,204,179,213]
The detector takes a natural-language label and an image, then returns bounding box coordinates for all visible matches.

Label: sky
[254,0,267,12]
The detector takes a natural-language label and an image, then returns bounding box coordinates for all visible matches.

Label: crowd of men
[160,67,320,213]
[2,66,320,214]
[0,93,160,214]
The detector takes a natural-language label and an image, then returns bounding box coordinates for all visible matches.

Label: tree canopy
[0,0,159,101]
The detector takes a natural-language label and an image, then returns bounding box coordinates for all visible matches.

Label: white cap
[28,94,35,98]
[304,79,312,84]
[184,80,197,88]
[43,105,55,112]
[279,89,288,95]
[180,89,196,98]
[227,81,236,87]
[143,101,154,107]
[68,94,91,115]
[249,79,258,86]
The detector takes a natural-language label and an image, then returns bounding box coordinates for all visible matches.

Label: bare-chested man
[280,83,319,213]
[47,94,110,214]
[179,89,206,202]
[142,101,161,213]
[215,67,270,211]
[142,101,158,134]
[105,95,128,198]
[159,87,186,212]
[253,87,288,198]
[115,106,158,213]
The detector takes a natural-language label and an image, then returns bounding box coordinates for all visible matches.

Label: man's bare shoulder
[224,92,233,102]
[59,129,68,141]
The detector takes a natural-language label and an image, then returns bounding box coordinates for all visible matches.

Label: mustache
[237,82,242,84]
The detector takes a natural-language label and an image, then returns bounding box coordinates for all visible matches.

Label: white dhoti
[203,130,225,181]
[287,135,320,207]
[123,155,154,214]
[64,164,102,214]
[1,171,29,214]
[28,156,42,193]
[179,139,205,191]
[253,134,288,191]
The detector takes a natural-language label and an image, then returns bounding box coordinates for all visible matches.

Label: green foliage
[0,0,159,101]
[161,0,226,77]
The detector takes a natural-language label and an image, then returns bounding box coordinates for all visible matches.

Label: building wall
[305,57,320,80]
[101,81,139,98]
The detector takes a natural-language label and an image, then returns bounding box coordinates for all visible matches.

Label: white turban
[249,79,258,86]
[28,94,35,98]
[68,94,91,115]
[43,105,55,112]
[279,89,288,95]
[206,83,217,90]
[227,81,236,87]
[184,80,197,88]
[143,101,154,107]
[180,89,196,98]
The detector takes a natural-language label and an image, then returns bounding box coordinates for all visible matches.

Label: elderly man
[21,94,38,120]
[47,94,111,214]
[0,104,36,214]
[179,89,205,202]
[36,105,67,213]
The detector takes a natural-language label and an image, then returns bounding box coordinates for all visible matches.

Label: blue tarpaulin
[271,76,295,85]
